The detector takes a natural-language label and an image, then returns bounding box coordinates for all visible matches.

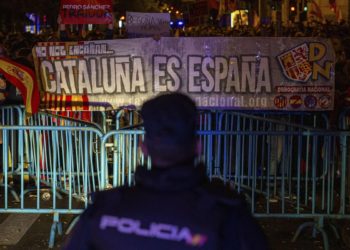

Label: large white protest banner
[126,12,171,37]
[33,37,335,111]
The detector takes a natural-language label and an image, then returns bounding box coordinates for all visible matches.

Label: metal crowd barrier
[100,130,148,188]
[202,112,347,250]
[99,112,348,250]
[0,106,24,202]
[1,109,348,250]
[0,121,103,247]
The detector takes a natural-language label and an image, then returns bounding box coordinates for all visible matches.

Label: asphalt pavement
[0,213,349,250]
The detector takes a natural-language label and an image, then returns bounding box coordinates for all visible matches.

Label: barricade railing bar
[13,106,107,133]
[198,110,330,131]
[339,107,350,130]
[26,111,104,132]
[0,106,24,202]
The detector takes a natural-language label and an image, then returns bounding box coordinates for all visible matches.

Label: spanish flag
[0,57,40,115]
[42,92,91,122]
[42,92,90,112]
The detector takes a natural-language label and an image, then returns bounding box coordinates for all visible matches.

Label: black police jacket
[63,164,268,250]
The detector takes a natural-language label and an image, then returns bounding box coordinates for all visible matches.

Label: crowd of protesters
[1,19,349,70]
[0,19,350,125]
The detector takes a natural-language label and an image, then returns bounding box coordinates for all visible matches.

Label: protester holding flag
[0,54,40,115]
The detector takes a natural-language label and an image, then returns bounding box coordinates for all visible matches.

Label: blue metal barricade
[1,106,348,250]
[0,124,103,247]
[100,130,147,188]
[0,106,23,202]
[99,112,349,250]
[202,112,348,250]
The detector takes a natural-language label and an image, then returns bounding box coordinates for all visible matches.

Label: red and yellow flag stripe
[0,57,40,115]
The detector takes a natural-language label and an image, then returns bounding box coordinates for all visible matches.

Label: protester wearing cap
[63,92,268,250]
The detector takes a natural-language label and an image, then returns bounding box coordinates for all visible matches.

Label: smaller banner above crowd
[59,0,113,24]
[126,12,171,38]
[33,37,335,111]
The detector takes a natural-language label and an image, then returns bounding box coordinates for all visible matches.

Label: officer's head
[141,93,198,167]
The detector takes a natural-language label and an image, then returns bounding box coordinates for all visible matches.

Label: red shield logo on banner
[277,43,312,82]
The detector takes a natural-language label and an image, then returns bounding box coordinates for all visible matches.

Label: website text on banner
[33,37,335,111]
[59,0,113,24]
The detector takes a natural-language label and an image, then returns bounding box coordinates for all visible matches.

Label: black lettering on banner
[153,55,181,92]
[41,60,56,92]
[62,59,77,94]
[225,57,240,93]
[188,55,271,94]
[166,56,181,91]
[114,56,131,93]
[201,57,214,93]
[54,60,71,94]
[66,8,109,19]
[241,56,255,93]
[41,56,146,95]
[35,46,47,58]
[101,57,115,93]
[89,58,103,94]
[48,45,66,57]
[131,57,146,93]
[187,55,202,93]
[127,14,167,31]
[214,56,228,93]
[188,55,228,93]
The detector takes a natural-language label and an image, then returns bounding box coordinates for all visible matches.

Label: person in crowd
[57,15,114,41]
[63,92,269,250]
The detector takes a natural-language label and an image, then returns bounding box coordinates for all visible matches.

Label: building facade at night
[182,0,349,27]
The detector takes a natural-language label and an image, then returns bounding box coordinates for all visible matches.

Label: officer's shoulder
[199,177,246,207]
[80,186,132,218]
[91,186,130,205]
[83,187,130,215]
